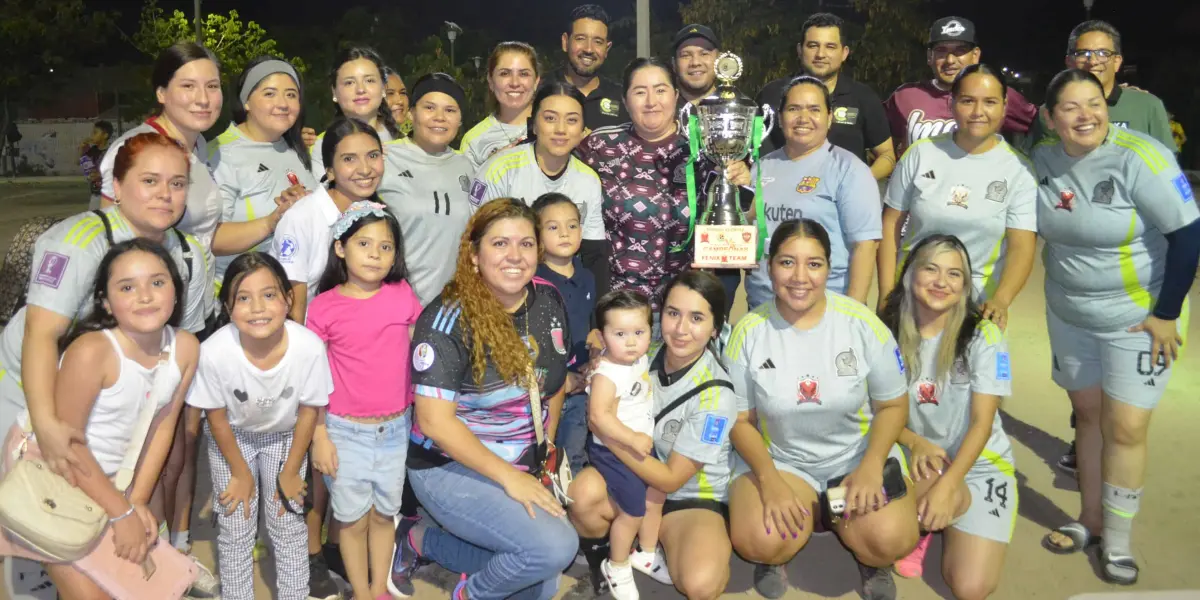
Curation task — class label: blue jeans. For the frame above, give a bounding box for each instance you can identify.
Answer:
[715,268,741,315]
[408,461,578,600]
[555,393,588,475]
[323,411,409,522]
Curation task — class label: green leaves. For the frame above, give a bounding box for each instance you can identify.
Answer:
[0,0,114,91]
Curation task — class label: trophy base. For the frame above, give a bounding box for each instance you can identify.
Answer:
[693,224,758,269]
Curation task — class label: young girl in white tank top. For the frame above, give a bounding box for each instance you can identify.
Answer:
[3,239,200,600]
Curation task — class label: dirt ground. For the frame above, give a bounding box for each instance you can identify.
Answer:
[0,179,1197,599]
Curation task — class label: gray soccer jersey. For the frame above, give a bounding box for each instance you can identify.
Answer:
[724,293,908,475]
[0,208,215,394]
[207,123,319,281]
[885,134,1037,300]
[308,126,394,182]
[1034,127,1199,331]
[100,122,222,246]
[461,115,528,171]
[906,321,1014,474]
[469,144,606,241]
[746,142,882,308]
[650,348,739,503]
[377,138,474,305]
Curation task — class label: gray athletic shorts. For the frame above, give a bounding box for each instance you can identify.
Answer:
[953,461,1018,543]
[733,444,909,494]
[1046,308,1173,409]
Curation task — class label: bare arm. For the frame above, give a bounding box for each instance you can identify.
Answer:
[861,395,909,470]
[545,384,565,443]
[868,140,897,181]
[730,409,780,480]
[21,306,86,476]
[981,229,1036,330]
[211,219,277,257]
[288,281,309,324]
[604,441,703,494]
[940,392,1001,483]
[877,207,906,304]
[205,408,251,480]
[846,240,879,305]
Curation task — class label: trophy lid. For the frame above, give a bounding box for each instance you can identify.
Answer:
[699,52,756,108]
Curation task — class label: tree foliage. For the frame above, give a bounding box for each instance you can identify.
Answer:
[0,0,113,94]
[849,0,930,95]
[130,0,306,86]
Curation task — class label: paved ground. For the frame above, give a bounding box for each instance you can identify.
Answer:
[0,178,1198,599]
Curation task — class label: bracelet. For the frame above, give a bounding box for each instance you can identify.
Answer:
[108,505,136,524]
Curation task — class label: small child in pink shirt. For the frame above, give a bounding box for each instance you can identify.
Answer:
[306,202,421,600]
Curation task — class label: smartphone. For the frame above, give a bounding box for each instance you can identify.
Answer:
[141,555,157,580]
[822,456,907,519]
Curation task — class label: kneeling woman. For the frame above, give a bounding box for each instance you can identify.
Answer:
[724,219,918,600]
[569,270,740,600]
[398,199,578,600]
[879,234,1016,599]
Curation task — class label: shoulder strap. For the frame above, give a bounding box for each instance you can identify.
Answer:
[91,209,114,247]
[172,229,193,281]
[654,379,734,425]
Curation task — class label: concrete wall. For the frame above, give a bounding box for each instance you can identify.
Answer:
[6,119,138,176]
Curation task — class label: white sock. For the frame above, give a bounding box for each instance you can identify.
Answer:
[172,530,190,551]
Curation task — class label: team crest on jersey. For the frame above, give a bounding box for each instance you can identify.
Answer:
[661,419,683,443]
[459,174,471,193]
[947,184,970,209]
[1056,189,1076,211]
[986,180,1008,203]
[796,376,821,405]
[796,176,821,194]
[600,98,620,116]
[551,327,567,354]
[916,380,939,406]
[835,348,858,377]
[1092,178,1115,205]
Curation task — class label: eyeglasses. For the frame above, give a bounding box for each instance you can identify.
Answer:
[1070,49,1116,62]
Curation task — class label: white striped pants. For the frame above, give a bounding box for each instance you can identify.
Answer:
[206,424,308,600]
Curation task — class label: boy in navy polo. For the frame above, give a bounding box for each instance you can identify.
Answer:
[533,192,597,474]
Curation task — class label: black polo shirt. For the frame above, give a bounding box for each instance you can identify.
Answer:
[755,73,891,161]
[552,67,626,131]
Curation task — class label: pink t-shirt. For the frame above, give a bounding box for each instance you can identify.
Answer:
[306,281,423,417]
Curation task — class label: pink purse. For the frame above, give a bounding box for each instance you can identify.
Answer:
[0,426,199,599]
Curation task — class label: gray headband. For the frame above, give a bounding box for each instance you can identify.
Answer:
[239,60,300,106]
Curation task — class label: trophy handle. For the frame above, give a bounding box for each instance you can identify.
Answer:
[679,102,695,141]
[759,104,777,140]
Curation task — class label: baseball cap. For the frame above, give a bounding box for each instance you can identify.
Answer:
[928,17,977,47]
[672,24,720,54]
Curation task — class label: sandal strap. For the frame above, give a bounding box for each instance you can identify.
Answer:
[1104,552,1139,568]
[1053,522,1094,547]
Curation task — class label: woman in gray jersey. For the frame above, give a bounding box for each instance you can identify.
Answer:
[309,47,402,179]
[1034,69,1200,585]
[725,220,917,600]
[461,42,541,170]
[208,56,316,286]
[879,234,1016,597]
[378,73,474,306]
[569,271,740,600]
[880,65,1037,330]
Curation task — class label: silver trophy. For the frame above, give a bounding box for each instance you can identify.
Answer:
[680,52,775,268]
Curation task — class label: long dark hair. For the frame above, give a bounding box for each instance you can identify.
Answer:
[1045,68,1104,112]
[59,239,184,353]
[951,63,1009,100]
[316,212,408,294]
[661,270,728,366]
[233,56,312,171]
[329,46,402,140]
[152,41,219,96]
[320,117,384,187]
[215,252,293,328]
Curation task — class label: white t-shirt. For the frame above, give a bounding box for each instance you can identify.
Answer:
[588,355,654,448]
[270,187,342,305]
[186,321,332,432]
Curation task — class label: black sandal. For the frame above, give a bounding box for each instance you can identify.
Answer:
[1041,522,1100,555]
[1101,552,1139,585]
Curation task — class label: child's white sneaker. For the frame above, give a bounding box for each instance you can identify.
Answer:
[629,547,672,586]
[601,558,640,600]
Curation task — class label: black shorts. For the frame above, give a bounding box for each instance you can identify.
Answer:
[662,498,729,520]
[588,442,649,517]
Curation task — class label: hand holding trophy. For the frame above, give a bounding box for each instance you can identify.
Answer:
[680,52,775,269]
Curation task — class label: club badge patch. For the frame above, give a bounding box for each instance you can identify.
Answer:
[985,180,1008,203]
[1092,177,1115,205]
[797,376,821,405]
[948,184,970,208]
[916,381,939,406]
[796,176,821,194]
[413,342,436,372]
[835,348,858,377]
[34,252,69,289]
[1056,189,1076,211]
[551,327,567,354]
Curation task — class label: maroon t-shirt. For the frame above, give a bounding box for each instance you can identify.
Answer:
[884,79,1037,155]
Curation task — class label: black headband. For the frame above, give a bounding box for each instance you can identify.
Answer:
[411,76,466,111]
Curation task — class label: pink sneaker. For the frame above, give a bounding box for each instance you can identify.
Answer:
[894,533,931,578]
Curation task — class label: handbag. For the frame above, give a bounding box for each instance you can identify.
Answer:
[527,368,574,506]
[0,330,175,562]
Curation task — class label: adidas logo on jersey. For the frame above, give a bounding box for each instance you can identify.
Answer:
[257,163,270,172]
[921,170,936,180]
[1040,176,1049,186]
[759,359,776,370]
[1144,378,1156,387]
[989,508,1000,518]
[398,170,414,178]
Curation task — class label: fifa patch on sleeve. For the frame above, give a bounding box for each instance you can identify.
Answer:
[34,252,70,289]
[996,352,1011,381]
[469,180,487,206]
[700,414,729,445]
[1173,173,1194,203]
[894,347,906,374]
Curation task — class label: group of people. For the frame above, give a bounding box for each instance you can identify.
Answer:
[0,5,1194,600]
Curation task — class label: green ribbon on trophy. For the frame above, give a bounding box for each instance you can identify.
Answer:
[677,52,775,268]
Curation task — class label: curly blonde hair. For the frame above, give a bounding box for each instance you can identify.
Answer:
[443,198,544,386]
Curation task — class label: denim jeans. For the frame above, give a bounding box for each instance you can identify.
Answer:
[408,461,578,600]
[555,393,589,475]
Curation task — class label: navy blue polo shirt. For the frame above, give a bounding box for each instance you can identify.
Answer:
[537,257,596,372]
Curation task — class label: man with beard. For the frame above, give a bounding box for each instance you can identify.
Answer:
[672,24,719,126]
[757,13,895,180]
[1029,20,1173,151]
[555,4,625,130]
[884,16,1037,156]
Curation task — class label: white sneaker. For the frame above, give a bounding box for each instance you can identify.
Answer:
[4,557,56,600]
[601,559,640,600]
[184,554,221,599]
[629,548,673,586]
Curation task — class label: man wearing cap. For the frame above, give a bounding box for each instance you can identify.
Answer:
[884,16,1037,156]
[756,13,895,180]
[672,24,720,122]
[555,3,626,131]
